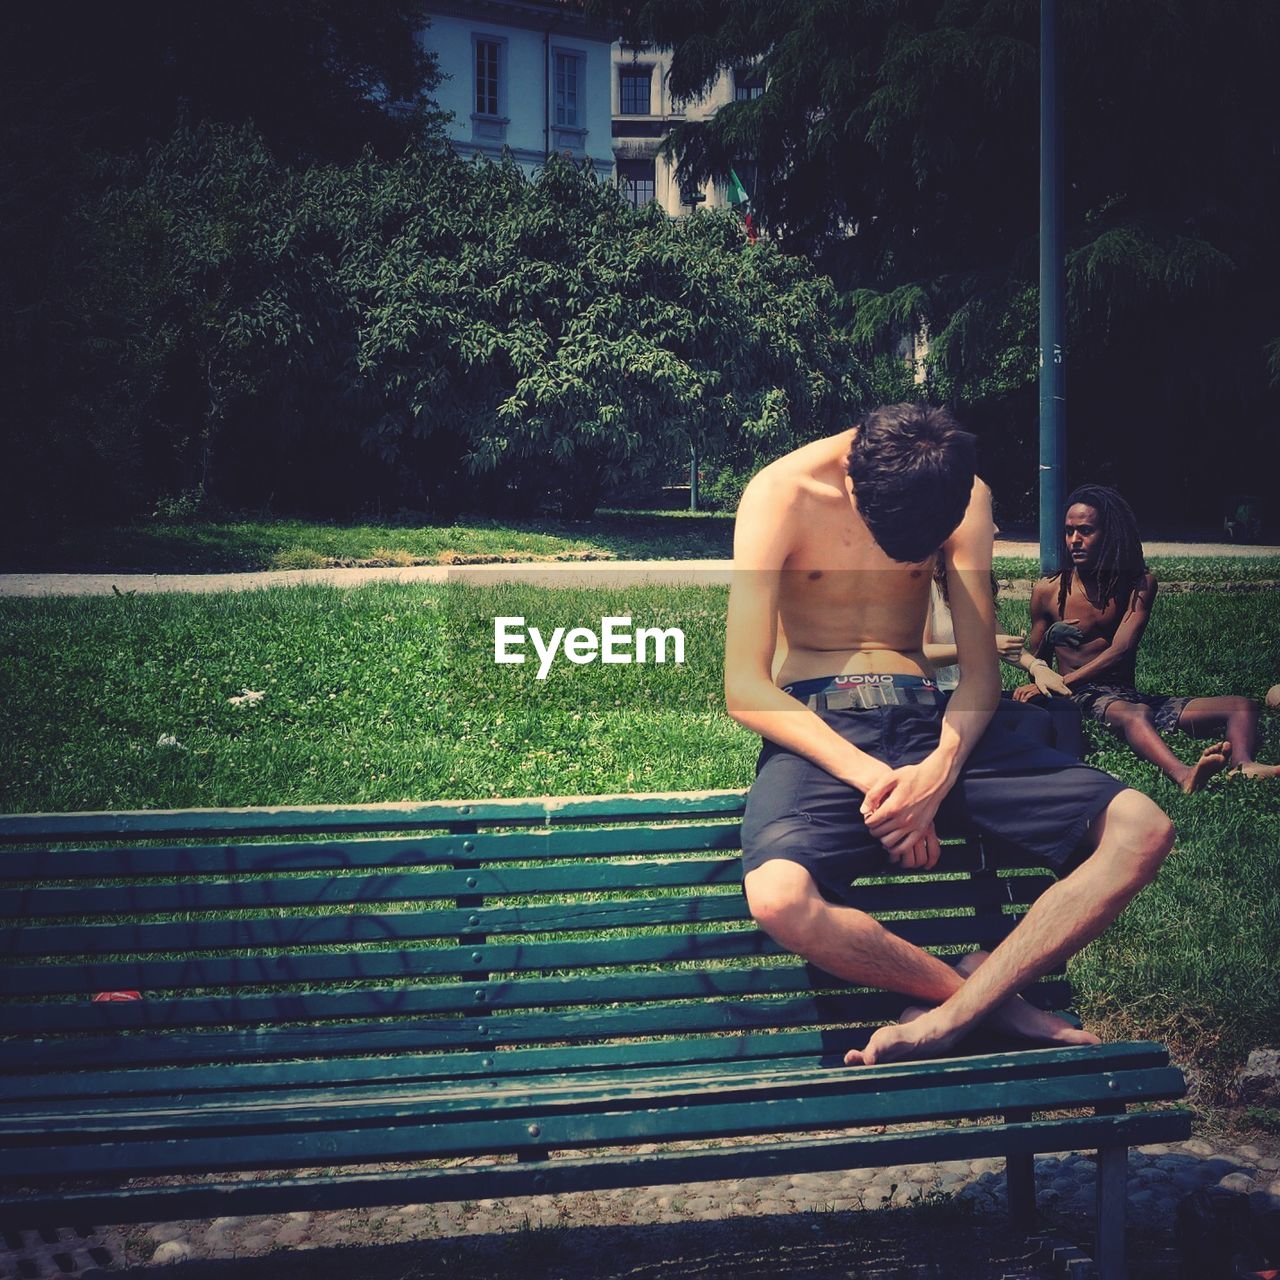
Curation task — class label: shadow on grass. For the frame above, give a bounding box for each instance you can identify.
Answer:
[3,511,738,574]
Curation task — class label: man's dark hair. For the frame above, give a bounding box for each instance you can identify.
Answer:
[846,404,977,563]
[1055,483,1147,614]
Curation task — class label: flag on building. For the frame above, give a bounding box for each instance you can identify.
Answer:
[726,168,757,243]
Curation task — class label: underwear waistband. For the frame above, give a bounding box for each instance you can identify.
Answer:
[782,672,941,712]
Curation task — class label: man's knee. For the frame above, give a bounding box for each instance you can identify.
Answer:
[1107,701,1150,729]
[1093,788,1175,883]
[743,859,821,946]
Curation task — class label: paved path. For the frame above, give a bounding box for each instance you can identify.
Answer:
[6,1136,1277,1275]
[1,540,1276,597]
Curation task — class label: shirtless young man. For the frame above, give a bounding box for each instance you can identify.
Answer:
[1015,483,1279,792]
[725,405,1176,1066]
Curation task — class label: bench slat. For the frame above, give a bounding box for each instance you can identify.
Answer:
[4,876,1050,956]
[0,1110,1191,1229]
[1,913,1032,997]
[0,793,752,844]
[0,963,1067,1034]
[0,823,751,879]
[9,1035,1171,1104]
[0,1109,1190,1229]
[3,857,747,916]
[1,830,1035,880]
[5,860,1047,918]
[0,1040,1175,1111]
[0,981,1075,1069]
[0,1066,1188,1178]
[0,1063,1187,1145]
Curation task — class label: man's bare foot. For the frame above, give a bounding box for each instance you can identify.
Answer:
[841,951,1099,1067]
[1237,761,1280,780]
[843,1005,962,1066]
[1179,741,1231,794]
[952,951,1099,1048]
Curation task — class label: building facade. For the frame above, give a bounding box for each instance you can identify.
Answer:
[611,45,762,215]
[422,1,616,181]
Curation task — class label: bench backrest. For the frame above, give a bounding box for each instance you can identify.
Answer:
[0,791,1069,1084]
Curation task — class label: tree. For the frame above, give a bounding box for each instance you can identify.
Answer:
[0,2,442,164]
[0,2,444,540]
[5,121,867,525]
[600,0,1280,525]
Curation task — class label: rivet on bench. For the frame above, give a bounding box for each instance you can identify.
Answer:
[460,807,472,816]
[466,876,478,888]
[468,915,480,927]
[471,951,483,963]
[477,1024,487,1035]
[481,1057,493,1068]
[463,840,475,852]
[1108,1077,1119,1090]
[528,1124,541,1137]
[474,990,486,1003]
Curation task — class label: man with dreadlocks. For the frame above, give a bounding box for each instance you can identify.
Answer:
[1015,484,1278,792]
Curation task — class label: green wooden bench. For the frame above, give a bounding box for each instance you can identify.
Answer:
[0,790,1189,1276]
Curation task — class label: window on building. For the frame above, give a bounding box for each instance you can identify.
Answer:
[733,67,765,101]
[619,67,652,115]
[555,50,584,126]
[617,158,656,207]
[475,39,501,116]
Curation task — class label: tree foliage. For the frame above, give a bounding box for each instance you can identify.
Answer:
[5,121,867,525]
[604,0,1280,523]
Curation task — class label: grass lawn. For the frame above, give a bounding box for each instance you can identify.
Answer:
[5,512,1279,581]
[1,510,739,571]
[1,583,1278,1095]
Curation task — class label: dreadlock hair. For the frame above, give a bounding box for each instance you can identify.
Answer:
[1055,484,1147,617]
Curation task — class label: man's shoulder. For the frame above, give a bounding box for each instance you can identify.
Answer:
[1028,573,1062,611]
[740,442,842,509]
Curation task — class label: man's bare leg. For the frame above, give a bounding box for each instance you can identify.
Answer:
[743,860,1095,1052]
[1179,695,1280,780]
[745,859,963,1005]
[1105,702,1230,793]
[844,787,1174,1066]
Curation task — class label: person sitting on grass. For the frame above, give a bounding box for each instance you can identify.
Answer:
[926,563,1085,759]
[1015,483,1279,793]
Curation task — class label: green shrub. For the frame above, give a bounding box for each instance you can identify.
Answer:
[15,121,871,525]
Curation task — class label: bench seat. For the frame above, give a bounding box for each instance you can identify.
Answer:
[0,790,1190,1276]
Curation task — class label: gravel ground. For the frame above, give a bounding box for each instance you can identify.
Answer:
[6,1136,1279,1279]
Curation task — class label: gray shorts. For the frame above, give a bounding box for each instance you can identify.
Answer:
[741,687,1127,905]
[1069,683,1192,735]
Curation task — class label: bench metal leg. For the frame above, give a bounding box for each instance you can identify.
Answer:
[1095,1144,1127,1279]
[1006,1150,1036,1228]
[1003,1110,1036,1229]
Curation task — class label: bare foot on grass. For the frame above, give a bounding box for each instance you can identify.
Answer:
[1180,740,1231,794]
[1237,761,1280,780]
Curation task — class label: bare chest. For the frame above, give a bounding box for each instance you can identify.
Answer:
[1060,581,1125,643]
